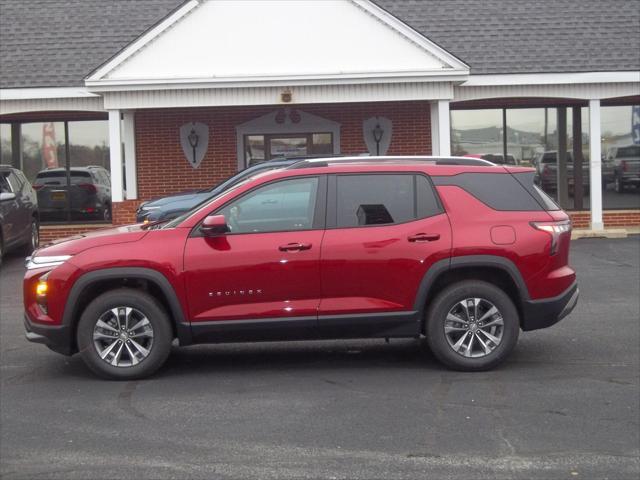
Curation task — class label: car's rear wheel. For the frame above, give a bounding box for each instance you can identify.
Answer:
[426,280,519,371]
[77,289,172,380]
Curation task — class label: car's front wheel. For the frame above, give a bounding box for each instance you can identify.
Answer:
[19,217,39,255]
[76,289,173,380]
[426,280,520,371]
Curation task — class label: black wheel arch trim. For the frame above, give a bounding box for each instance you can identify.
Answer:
[413,255,531,320]
[62,267,193,346]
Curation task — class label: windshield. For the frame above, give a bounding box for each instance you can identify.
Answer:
[34,170,93,186]
[617,146,640,158]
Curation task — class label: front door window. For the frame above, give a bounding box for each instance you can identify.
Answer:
[244,133,333,167]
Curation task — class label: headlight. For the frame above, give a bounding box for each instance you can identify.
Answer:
[26,255,73,270]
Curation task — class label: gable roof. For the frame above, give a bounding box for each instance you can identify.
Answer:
[86,0,468,88]
[1,0,639,89]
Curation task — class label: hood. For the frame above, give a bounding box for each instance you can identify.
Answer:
[140,189,214,209]
[35,225,148,257]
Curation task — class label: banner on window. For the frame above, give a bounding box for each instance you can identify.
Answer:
[42,122,58,168]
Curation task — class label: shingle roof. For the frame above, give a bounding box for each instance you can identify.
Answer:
[376,0,640,74]
[0,0,184,88]
[1,0,639,89]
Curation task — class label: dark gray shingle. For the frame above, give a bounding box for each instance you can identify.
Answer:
[376,0,640,74]
[0,0,184,88]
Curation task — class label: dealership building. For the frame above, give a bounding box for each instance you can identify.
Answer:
[1,0,639,242]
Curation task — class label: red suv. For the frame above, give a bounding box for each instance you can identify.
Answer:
[24,157,578,379]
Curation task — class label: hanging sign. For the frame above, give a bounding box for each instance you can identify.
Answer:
[180,122,209,169]
[363,116,392,156]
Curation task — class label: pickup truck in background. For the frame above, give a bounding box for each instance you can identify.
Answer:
[607,145,640,193]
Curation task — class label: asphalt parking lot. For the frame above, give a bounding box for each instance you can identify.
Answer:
[1,237,639,480]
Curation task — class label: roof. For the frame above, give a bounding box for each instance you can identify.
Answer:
[0,0,184,88]
[376,0,640,74]
[0,0,639,89]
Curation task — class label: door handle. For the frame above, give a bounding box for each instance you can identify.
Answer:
[279,242,312,252]
[408,233,440,242]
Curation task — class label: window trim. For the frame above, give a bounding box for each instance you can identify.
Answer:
[190,174,327,237]
[326,172,445,230]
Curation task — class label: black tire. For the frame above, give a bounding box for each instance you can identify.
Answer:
[77,288,173,380]
[425,280,520,371]
[615,175,625,193]
[18,217,39,256]
[103,203,112,222]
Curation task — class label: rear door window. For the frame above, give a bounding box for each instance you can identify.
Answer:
[334,174,442,228]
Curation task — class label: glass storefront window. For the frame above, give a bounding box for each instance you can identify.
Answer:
[601,105,640,210]
[0,124,11,165]
[20,120,111,223]
[453,106,594,210]
[451,109,503,158]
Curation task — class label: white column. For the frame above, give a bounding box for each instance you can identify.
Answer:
[430,102,440,155]
[430,100,451,156]
[122,111,137,200]
[108,110,124,203]
[588,99,603,230]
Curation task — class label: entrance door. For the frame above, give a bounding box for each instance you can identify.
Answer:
[244,133,333,166]
[268,136,308,158]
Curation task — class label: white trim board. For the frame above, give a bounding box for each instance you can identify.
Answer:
[463,71,640,86]
[0,87,100,100]
[86,0,200,82]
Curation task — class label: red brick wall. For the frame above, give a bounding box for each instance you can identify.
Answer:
[569,210,640,229]
[112,200,142,226]
[133,101,432,201]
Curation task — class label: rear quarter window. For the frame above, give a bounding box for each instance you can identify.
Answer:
[433,172,544,211]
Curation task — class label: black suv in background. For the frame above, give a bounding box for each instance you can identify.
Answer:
[33,166,112,222]
[0,165,39,264]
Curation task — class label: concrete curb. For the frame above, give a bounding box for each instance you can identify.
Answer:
[572,228,629,239]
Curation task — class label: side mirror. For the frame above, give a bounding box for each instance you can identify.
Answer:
[201,214,229,236]
[0,192,16,202]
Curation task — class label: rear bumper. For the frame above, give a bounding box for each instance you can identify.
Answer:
[521,281,579,332]
[24,314,75,356]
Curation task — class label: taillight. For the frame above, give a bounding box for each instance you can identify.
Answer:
[542,165,551,177]
[531,220,571,255]
[32,184,43,190]
[78,183,97,193]
[621,160,628,172]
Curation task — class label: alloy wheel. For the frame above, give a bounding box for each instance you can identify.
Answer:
[93,307,154,367]
[444,298,504,358]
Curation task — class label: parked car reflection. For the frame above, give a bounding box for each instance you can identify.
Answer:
[33,166,111,222]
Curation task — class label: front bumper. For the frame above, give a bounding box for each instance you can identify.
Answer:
[24,314,75,356]
[521,281,579,331]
